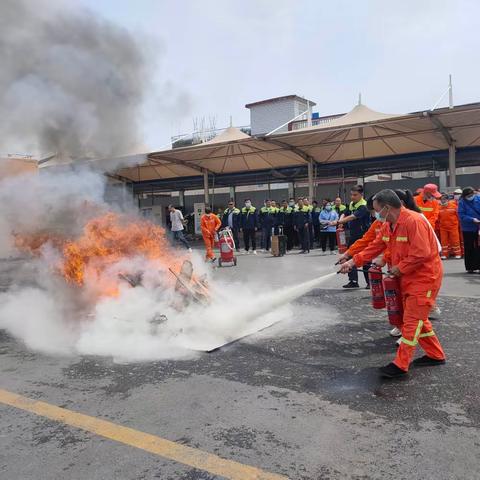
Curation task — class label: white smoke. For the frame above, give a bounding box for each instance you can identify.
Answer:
[0,1,337,362]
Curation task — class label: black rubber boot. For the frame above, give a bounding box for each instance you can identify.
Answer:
[379,362,408,378]
[412,355,446,367]
[342,281,359,289]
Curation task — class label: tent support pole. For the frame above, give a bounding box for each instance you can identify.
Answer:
[448,143,456,187]
[203,170,209,205]
[308,160,314,200]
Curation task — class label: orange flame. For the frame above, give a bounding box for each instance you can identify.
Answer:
[15,211,188,298]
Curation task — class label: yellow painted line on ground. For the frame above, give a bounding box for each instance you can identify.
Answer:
[0,389,288,480]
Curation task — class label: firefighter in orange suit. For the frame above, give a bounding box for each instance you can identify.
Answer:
[415,183,441,229]
[340,189,446,378]
[200,206,221,262]
[438,193,462,259]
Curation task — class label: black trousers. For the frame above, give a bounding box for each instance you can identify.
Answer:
[308,224,315,248]
[284,225,295,251]
[313,224,321,246]
[243,228,256,251]
[320,231,336,251]
[348,234,370,284]
[298,225,310,252]
[463,230,480,271]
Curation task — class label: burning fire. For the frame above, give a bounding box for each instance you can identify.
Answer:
[15,211,187,297]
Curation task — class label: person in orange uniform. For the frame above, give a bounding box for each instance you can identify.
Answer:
[438,193,462,259]
[200,206,221,262]
[415,183,441,229]
[340,189,446,378]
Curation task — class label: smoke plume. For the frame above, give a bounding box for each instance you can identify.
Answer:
[0,0,148,158]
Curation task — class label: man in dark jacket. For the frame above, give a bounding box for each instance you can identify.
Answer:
[294,198,312,254]
[221,200,241,252]
[334,185,371,288]
[278,199,294,251]
[240,199,258,254]
[259,199,277,252]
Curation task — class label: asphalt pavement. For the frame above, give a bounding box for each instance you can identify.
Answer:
[0,251,479,480]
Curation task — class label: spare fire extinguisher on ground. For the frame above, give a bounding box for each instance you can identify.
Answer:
[336,225,347,254]
[217,228,237,267]
[383,274,403,327]
[368,265,386,309]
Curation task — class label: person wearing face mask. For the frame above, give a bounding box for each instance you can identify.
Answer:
[339,189,446,378]
[303,198,315,248]
[293,197,312,254]
[200,206,221,263]
[340,190,441,335]
[319,202,338,254]
[221,200,241,253]
[288,198,299,247]
[457,187,480,273]
[240,199,258,254]
[259,199,277,252]
[278,199,294,252]
[415,184,441,229]
[438,193,462,260]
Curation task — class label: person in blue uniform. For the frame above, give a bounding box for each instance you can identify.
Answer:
[333,185,371,288]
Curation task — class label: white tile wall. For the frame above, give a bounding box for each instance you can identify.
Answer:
[249,98,310,135]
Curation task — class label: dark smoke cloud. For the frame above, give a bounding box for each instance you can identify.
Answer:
[0,0,149,158]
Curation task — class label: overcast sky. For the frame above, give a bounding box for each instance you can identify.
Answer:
[77,0,479,150]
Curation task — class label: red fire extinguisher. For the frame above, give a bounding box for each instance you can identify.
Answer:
[336,225,347,254]
[383,275,403,327]
[368,265,386,309]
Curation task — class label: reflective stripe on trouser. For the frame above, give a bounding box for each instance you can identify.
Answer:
[203,234,215,259]
[440,227,461,257]
[393,295,446,372]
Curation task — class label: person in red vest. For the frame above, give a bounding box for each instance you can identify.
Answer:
[340,189,446,378]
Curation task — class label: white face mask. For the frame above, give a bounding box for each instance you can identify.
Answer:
[289,201,295,207]
[454,194,461,200]
[245,202,252,208]
[374,206,388,223]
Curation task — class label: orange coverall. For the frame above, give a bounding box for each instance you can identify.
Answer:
[201,213,221,260]
[415,196,439,230]
[353,208,446,372]
[438,200,461,257]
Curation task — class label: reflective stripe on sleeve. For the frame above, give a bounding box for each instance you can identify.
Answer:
[419,207,434,211]
[382,236,390,242]
[396,236,408,242]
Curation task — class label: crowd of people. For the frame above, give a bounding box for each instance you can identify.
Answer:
[168,184,480,275]
[204,196,349,257]
[167,184,480,378]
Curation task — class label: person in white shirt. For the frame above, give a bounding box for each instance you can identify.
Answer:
[168,205,192,252]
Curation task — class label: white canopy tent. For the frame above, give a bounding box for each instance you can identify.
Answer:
[114,101,480,201]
